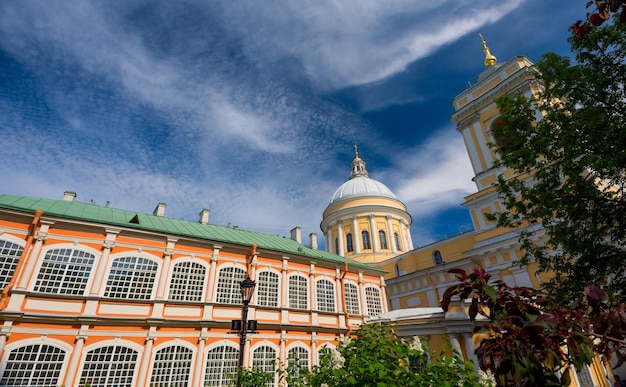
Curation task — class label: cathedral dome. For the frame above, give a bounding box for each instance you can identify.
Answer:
[329,176,397,205]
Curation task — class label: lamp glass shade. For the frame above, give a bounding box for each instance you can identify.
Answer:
[240,276,256,303]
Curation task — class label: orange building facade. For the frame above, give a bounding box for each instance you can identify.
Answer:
[0,194,387,386]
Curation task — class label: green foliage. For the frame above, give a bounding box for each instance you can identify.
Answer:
[230,366,275,387]
[490,16,626,301]
[284,322,493,387]
[443,268,626,386]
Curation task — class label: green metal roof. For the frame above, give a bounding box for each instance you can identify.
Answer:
[0,194,382,272]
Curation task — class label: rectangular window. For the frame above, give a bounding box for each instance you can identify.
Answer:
[169,261,206,302]
[316,279,336,312]
[34,248,95,295]
[257,271,279,307]
[288,275,308,310]
[344,282,360,315]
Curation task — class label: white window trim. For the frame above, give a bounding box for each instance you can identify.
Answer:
[166,258,209,302]
[103,252,161,300]
[32,243,100,295]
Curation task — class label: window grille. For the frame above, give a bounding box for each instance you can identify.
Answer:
[79,345,138,387]
[365,286,383,316]
[149,345,194,387]
[257,270,279,307]
[344,282,360,315]
[287,346,310,378]
[104,256,158,300]
[288,274,308,310]
[316,279,335,312]
[169,261,206,302]
[204,345,238,386]
[252,345,276,386]
[0,239,23,289]
[215,266,246,304]
[34,248,95,295]
[0,344,66,386]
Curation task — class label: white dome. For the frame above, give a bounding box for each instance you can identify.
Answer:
[329,176,397,204]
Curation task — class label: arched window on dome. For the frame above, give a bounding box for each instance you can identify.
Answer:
[361,230,371,250]
[346,233,354,252]
[433,250,444,265]
[334,238,339,254]
[378,230,388,249]
[394,232,402,252]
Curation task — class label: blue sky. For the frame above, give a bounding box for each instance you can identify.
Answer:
[0,1,582,248]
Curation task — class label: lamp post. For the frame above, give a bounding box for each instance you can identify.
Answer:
[232,276,257,387]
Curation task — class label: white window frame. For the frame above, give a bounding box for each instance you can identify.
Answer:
[33,245,97,296]
[203,343,239,386]
[316,278,336,313]
[344,281,360,315]
[215,265,247,304]
[0,339,70,387]
[103,254,160,300]
[149,341,196,387]
[167,259,208,302]
[288,274,308,310]
[286,344,310,376]
[252,344,278,386]
[365,285,383,316]
[256,269,280,307]
[78,340,142,387]
[0,237,24,290]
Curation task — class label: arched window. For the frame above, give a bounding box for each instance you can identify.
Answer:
[334,237,339,254]
[104,256,158,300]
[365,286,383,316]
[150,345,194,386]
[316,279,335,312]
[346,233,354,252]
[287,346,310,378]
[0,239,23,290]
[257,270,279,307]
[0,343,67,386]
[34,247,96,295]
[491,117,513,155]
[361,230,371,250]
[433,250,444,265]
[378,230,388,249]
[252,345,277,386]
[216,266,247,304]
[344,282,360,315]
[394,232,402,251]
[168,260,206,302]
[204,345,239,386]
[80,344,139,386]
[288,274,308,310]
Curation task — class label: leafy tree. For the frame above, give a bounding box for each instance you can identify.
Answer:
[300,322,493,387]
[571,0,625,37]
[442,268,626,387]
[489,15,626,301]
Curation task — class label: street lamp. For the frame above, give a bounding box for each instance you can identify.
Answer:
[231,276,257,387]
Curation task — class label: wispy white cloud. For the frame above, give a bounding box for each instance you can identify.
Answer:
[1,0,570,248]
[391,126,476,216]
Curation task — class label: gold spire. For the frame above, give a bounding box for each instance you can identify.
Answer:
[349,145,368,179]
[479,33,497,67]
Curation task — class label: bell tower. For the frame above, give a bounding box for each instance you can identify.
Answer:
[451,35,542,236]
